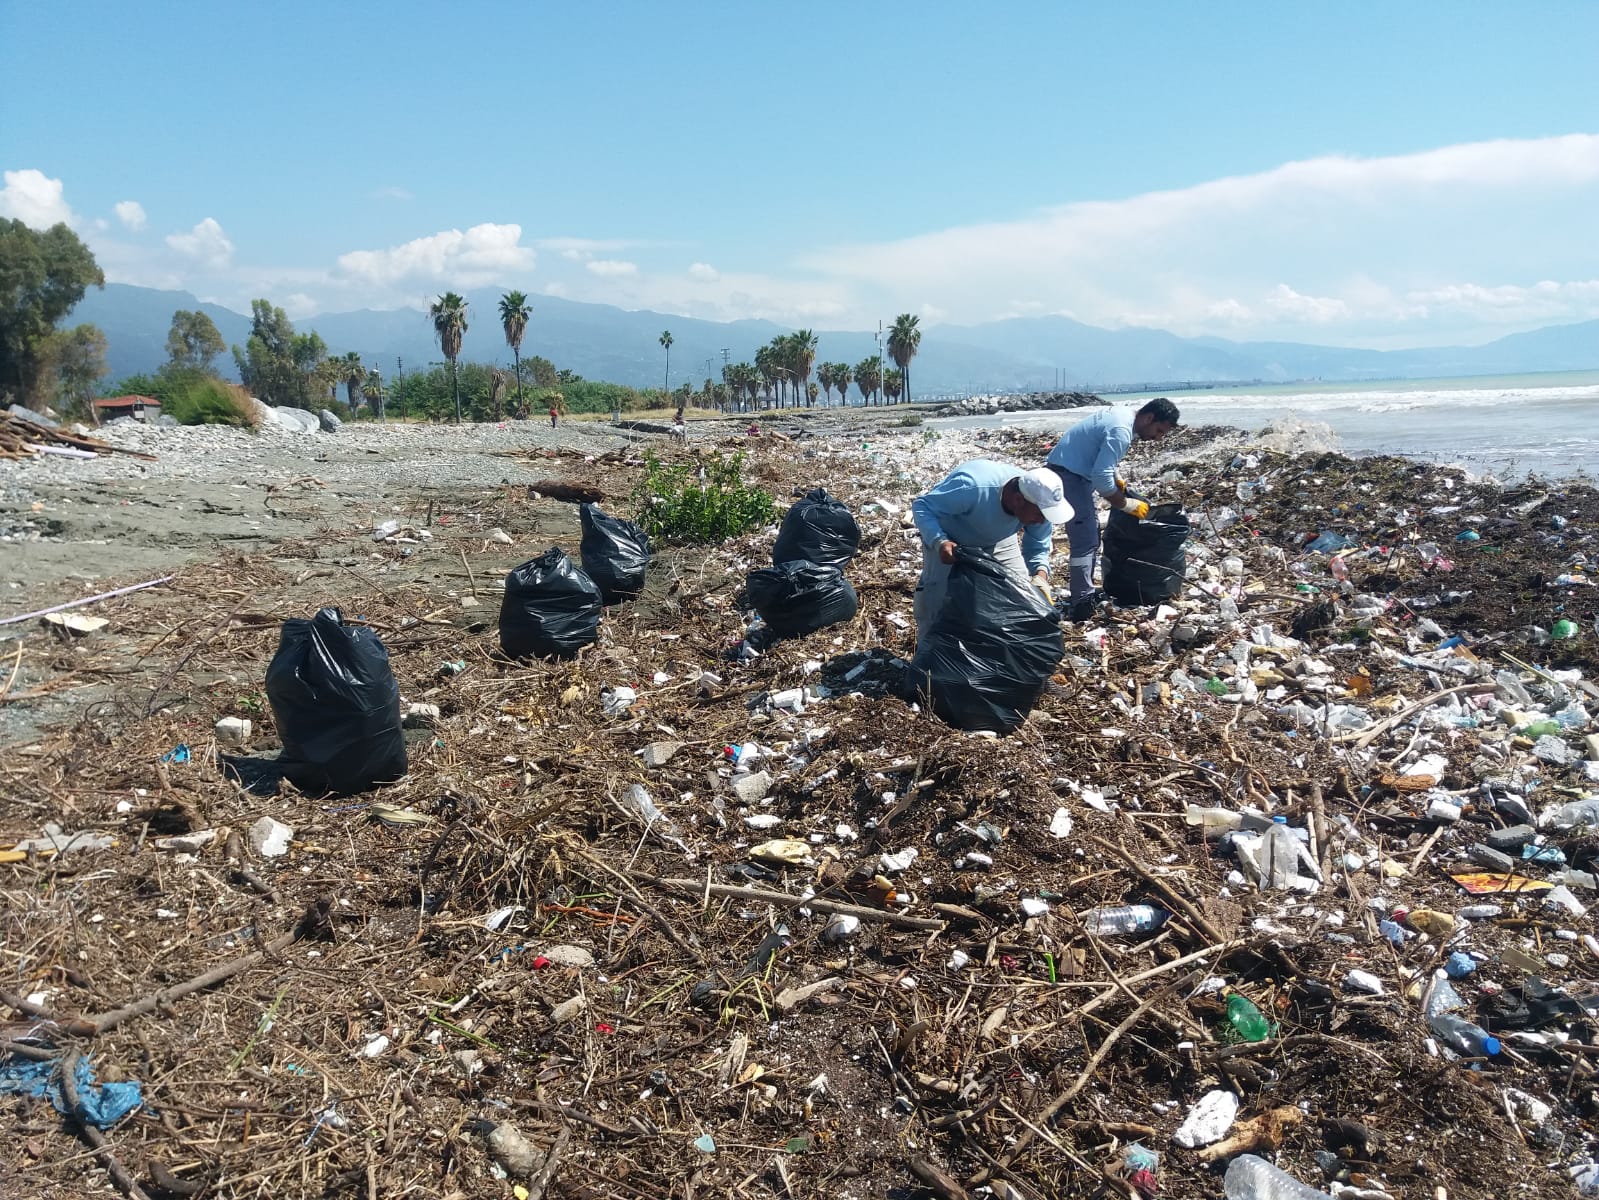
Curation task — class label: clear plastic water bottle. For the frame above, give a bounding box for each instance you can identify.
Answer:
[1224,1154,1333,1200]
[1261,816,1300,890]
[1081,904,1168,936]
[1425,973,1501,1059]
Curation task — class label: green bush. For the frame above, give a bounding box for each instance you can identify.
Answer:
[160,373,260,427]
[632,451,776,545]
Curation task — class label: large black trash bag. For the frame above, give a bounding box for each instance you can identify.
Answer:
[232,607,408,796]
[1102,500,1189,606]
[907,547,1063,734]
[580,502,651,604]
[745,560,859,641]
[500,548,603,660]
[772,488,861,569]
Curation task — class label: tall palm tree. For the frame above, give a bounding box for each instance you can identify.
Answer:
[498,291,532,416]
[659,330,673,393]
[429,292,469,422]
[887,313,922,404]
[829,361,854,406]
[340,351,365,409]
[754,344,774,410]
[853,356,882,406]
[817,362,834,407]
[791,329,818,408]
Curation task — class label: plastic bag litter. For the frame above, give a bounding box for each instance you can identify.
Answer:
[1102,499,1189,606]
[745,560,859,642]
[227,607,407,797]
[907,546,1064,734]
[580,502,651,605]
[772,487,861,569]
[499,548,603,660]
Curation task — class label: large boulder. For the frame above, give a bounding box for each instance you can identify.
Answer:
[252,402,320,434]
[318,408,343,433]
[7,403,59,429]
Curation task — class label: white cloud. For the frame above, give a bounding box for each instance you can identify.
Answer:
[165,217,234,267]
[337,223,535,286]
[802,133,1599,340]
[688,261,720,281]
[1265,284,1348,323]
[113,200,146,231]
[0,169,75,228]
[372,186,412,201]
[539,236,635,262]
[586,258,638,278]
[543,281,569,297]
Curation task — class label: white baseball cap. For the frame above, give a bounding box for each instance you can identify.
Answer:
[1017,467,1074,523]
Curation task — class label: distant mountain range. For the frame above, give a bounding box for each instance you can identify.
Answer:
[71,283,1599,396]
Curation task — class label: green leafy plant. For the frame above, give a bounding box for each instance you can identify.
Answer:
[632,450,776,545]
[161,372,260,427]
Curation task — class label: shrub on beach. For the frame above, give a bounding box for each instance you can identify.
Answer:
[161,372,261,427]
[632,450,776,545]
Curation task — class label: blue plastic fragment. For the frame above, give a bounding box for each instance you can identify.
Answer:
[161,744,190,763]
[0,1055,143,1128]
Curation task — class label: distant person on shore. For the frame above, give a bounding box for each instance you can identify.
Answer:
[670,408,687,441]
[549,404,559,429]
[1044,398,1180,620]
[910,461,1072,649]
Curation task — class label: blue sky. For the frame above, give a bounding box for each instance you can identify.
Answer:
[3,1,1597,347]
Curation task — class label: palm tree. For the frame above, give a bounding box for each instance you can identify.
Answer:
[340,351,365,409]
[791,329,818,408]
[659,330,673,392]
[817,362,834,407]
[887,313,922,404]
[429,292,469,422]
[884,367,904,403]
[498,291,532,416]
[853,356,882,406]
[828,360,852,407]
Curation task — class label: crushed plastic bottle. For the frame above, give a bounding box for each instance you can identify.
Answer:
[1226,993,1271,1042]
[1425,973,1501,1059]
[1541,798,1599,832]
[1080,904,1168,936]
[1223,1153,1333,1200]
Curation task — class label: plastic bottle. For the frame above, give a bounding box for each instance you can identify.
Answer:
[1522,719,1562,738]
[1542,798,1599,831]
[1185,805,1242,837]
[1329,555,1350,583]
[1552,619,1578,640]
[1416,541,1442,567]
[1261,816,1300,889]
[1081,904,1168,936]
[1424,973,1501,1059]
[1226,993,1271,1042]
[1223,1153,1333,1200]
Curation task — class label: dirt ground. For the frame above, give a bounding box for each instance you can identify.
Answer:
[2,411,1596,1200]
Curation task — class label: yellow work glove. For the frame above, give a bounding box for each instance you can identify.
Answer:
[1032,572,1054,604]
[1126,498,1150,520]
[1115,476,1128,492]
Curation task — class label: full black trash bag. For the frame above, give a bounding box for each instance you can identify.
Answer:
[580,502,651,604]
[500,548,603,659]
[907,547,1063,734]
[772,488,861,569]
[242,607,407,796]
[1102,500,1189,605]
[745,560,858,641]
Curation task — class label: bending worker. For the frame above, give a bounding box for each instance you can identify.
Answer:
[1045,397,1179,619]
[911,460,1074,647]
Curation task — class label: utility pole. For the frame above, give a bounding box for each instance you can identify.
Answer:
[876,320,885,408]
[721,347,731,412]
[372,360,384,422]
[396,356,405,421]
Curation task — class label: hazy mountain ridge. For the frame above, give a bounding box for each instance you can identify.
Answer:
[71,284,1599,394]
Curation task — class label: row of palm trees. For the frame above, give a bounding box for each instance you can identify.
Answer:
[426,290,925,422]
[718,314,923,410]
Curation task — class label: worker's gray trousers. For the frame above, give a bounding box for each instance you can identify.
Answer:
[914,534,1028,651]
[1049,466,1101,603]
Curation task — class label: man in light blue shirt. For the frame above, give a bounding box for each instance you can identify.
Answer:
[1045,398,1179,619]
[910,460,1073,647]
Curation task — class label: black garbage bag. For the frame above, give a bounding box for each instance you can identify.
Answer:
[745,560,858,641]
[500,548,603,660]
[907,547,1063,734]
[231,607,408,797]
[772,487,861,569]
[1102,500,1189,605]
[580,502,651,604]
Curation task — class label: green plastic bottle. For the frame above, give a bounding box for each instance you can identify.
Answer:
[1552,619,1578,640]
[1523,719,1562,737]
[1226,993,1271,1042]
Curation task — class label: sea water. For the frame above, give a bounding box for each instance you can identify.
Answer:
[937,371,1599,480]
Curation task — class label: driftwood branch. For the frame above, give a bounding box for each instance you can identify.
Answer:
[59,1049,154,1200]
[642,875,945,931]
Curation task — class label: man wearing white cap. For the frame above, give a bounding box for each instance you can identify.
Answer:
[910,460,1073,648]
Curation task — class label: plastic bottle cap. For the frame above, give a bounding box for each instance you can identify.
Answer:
[1482,1036,1501,1055]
